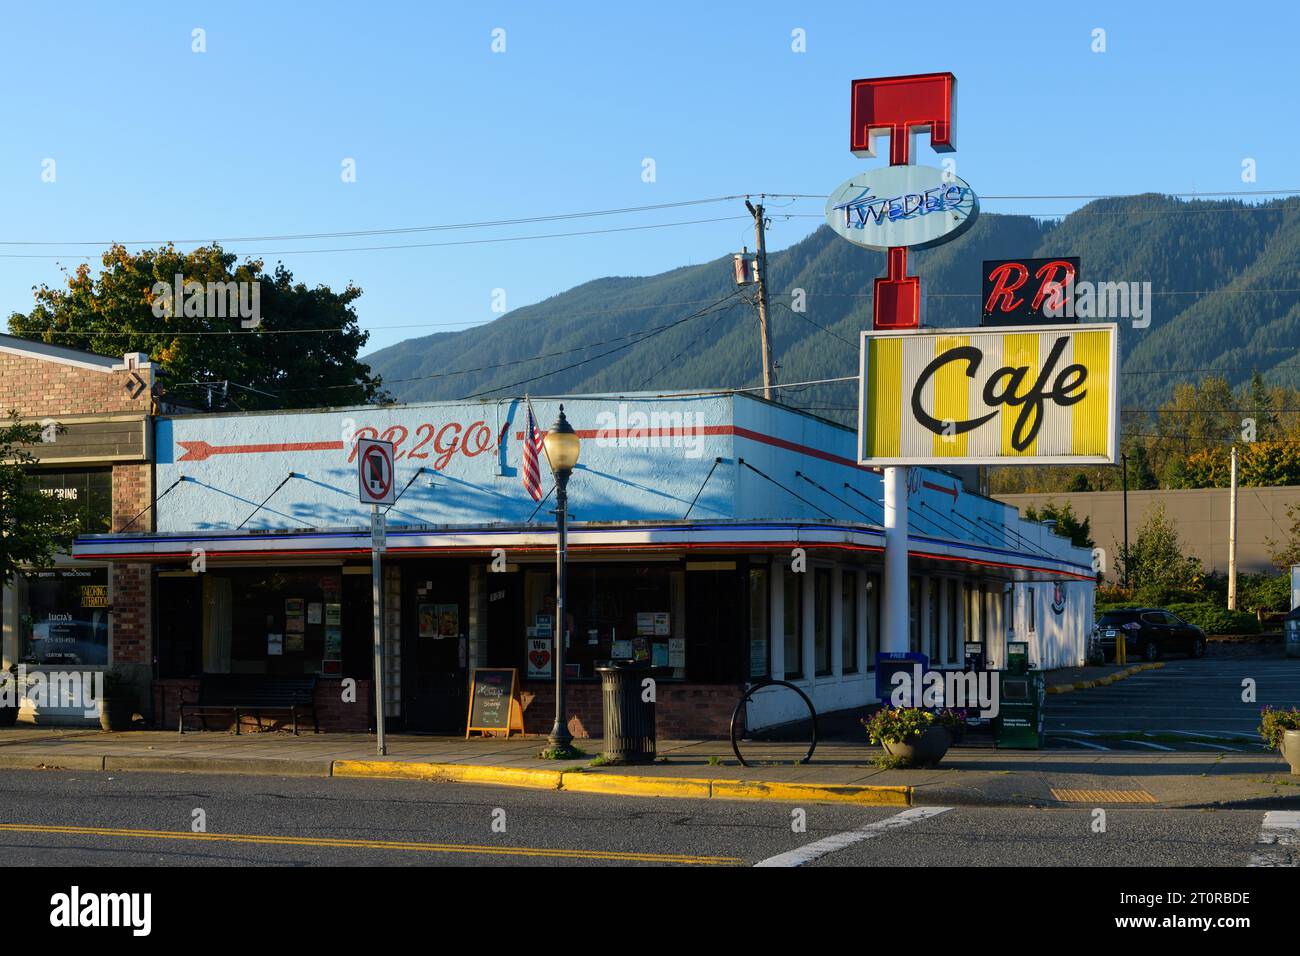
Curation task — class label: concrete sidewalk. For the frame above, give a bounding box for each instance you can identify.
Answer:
[1,726,1295,809]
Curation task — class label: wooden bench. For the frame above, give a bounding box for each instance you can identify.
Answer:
[178,675,320,735]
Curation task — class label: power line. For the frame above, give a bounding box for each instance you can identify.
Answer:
[0,214,754,260]
[465,291,745,399]
[0,196,752,246]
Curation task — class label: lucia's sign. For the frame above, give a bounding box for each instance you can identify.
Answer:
[857,324,1118,466]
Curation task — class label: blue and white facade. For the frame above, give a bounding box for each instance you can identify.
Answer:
[74,392,1095,734]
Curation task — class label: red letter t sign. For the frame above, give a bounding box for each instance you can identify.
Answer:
[849,72,957,330]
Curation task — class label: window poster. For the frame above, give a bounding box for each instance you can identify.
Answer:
[653,612,670,636]
[636,612,655,636]
[527,637,553,678]
[325,603,342,627]
[268,633,284,656]
[324,627,342,660]
[669,637,687,668]
[286,630,305,652]
[651,641,669,667]
[285,598,306,634]
[434,604,459,638]
[632,637,650,661]
[418,603,437,638]
[611,639,633,659]
[307,602,323,625]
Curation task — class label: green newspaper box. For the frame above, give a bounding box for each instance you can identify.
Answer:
[995,642,1044,749]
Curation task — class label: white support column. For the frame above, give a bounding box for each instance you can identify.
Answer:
[882,466,909,654]
[770,564,785,679]
[938,578,951,665]
[919,575,932,662]
[802,568,816,681]
[830,565,844,677]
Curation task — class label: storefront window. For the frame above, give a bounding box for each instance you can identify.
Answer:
[909,577,919,653]
[814,568,832,676]
[200,569,344,675]
[841,570,857,674]
[27,469,112,534]
[782,567,803,679]
[522,565,673,679]
[18,566,109,665]
[748,566,769,679]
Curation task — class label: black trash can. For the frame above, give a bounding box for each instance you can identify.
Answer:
[597,663,656,764]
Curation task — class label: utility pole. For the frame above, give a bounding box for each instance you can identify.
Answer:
[1121,453,1130,589]
[745,199,774,400]
[1229,445,1239,610]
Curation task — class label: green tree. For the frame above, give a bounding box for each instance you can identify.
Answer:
[1023,500,1095,551]
[1265,503,1300,571]
[7,244,382,411]
[1116,503,1204,604]
[0,416,81,585]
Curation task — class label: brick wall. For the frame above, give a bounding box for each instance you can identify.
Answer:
[520,681,743,739]
[156,677,373,733]
[0,350,152,418]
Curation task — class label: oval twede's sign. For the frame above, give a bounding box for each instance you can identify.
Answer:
[825,164,979,251]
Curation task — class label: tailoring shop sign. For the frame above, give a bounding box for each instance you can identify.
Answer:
[825,164,979,251]
[857,323,1118,466]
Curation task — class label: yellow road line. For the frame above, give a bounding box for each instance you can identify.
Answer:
[0,823,740,865]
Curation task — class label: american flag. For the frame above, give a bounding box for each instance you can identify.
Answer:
[522,402,544,502]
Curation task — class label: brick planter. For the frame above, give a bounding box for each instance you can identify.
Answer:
[155,677,372,733]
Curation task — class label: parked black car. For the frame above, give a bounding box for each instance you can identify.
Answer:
[1092,608,1207,662]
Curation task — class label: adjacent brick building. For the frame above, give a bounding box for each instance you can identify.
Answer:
[1,334,156,722]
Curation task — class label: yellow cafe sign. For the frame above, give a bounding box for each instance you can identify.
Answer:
[858,323,1118,466]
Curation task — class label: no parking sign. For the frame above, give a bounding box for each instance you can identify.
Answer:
[356,438,396,505]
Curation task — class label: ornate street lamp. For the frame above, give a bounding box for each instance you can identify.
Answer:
[542,405,580,753]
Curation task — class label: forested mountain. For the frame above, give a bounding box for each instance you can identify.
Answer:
[364,194,1300,421]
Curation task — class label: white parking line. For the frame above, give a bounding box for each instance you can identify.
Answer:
[1249,811,1300,867]
[754,806,953,868]
[1049,737,1111,751]
[1123,739,1176,751]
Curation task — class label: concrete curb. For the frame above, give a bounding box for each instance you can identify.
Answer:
[333,760,914,805]
[1047,661,1165,695]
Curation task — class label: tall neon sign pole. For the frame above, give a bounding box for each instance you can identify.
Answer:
[848,72,958,656]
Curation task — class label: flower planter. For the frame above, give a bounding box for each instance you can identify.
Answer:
[881,726,952,768]
[1282,730,1300,776]
[99,697,135,732]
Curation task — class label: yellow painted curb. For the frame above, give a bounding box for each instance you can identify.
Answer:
[333,760,563,791]
[1048,659,1167,696]
[559,772,713,799]
[710,779,911,806]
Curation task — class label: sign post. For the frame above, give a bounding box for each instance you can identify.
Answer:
[357,437,396,756]
[837,72,962,657]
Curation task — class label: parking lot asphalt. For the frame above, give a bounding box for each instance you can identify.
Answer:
[1045,647,1299,752]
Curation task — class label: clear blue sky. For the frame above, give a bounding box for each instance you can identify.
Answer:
[1,1,1295,354]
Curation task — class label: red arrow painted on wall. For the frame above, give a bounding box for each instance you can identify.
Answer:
[177,439,344,462]
[921,479,959,503]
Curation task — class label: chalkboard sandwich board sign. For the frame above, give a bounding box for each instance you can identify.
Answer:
[465,668,525,738]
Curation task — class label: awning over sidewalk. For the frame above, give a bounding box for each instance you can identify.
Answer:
[72,519,1094,581]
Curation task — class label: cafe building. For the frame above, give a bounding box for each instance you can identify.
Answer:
[70,391,1096,737]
